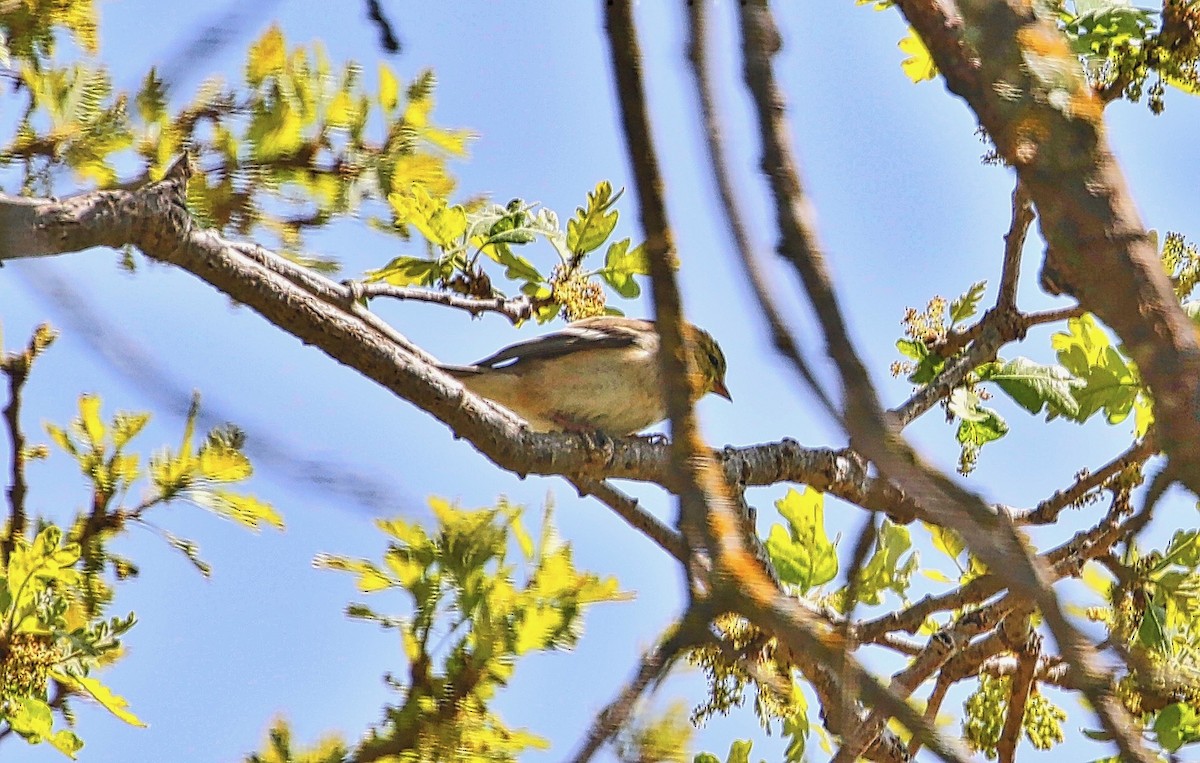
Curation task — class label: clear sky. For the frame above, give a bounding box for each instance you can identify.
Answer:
[3,1,1200,761]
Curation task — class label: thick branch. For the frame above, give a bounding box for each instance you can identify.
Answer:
[896,0,1200,521]
[738,3,1151,758]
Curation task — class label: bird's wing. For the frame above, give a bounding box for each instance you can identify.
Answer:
[471,318,650,369]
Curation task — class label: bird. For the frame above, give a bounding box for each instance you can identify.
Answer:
[439,316,731,436]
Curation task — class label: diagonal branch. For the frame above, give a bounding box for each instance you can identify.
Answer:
[568,610,706,763]
[896,0,1200,515]
[611,3,969,760]
[737,2,1152,759]
[684,0,839,422]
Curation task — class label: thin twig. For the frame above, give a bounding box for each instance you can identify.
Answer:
[0,330,44,564]
[835,624,964,761]
[685,0,839,422]
[570,477,686,562]
[997,180,1034,313]
[568,613,703,763]
[345,280,538,324]
[1024,304,1086,327]
[1012,436,1156,525]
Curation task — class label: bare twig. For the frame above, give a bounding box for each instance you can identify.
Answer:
[570,477,686,562]
[1024,305,1086,327]
[739,3,1150,755]
[0,328,47,563]
[684,0,839,422]
[344,280,537,324]
[835,624,964,761]
[568,613,704,763]
[1012,436,1156,525]
[604,0,731,574]
[996,181,1034,313]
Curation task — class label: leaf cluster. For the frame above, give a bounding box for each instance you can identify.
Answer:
[313,497,628,761]
[367,180,650,323]
[0,328,279,757]
[2,22,469,267]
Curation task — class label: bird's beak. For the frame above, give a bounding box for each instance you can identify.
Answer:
[713,379,732,401]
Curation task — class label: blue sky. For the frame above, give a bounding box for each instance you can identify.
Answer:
[4,1,1200,761]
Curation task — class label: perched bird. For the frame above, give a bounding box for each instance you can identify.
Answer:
[440,316,731,436]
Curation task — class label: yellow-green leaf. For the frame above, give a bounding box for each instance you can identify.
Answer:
[7,696,54,738]
[510,511,534,560]
[387,186,467,248]
[49,729,84,758]
[247,24,287,85]
[364,255,445,287]
[765,487,838,593]
[52,672,146,727]
[1082,561,1114,597]
[921,568,953,583]
[383,548,424,587]
[925,522,964,563]
[899,27,938,83]
[112,412,150,449]
[197,445,252,482]
[516,605,564,654]
[188,489,284,530]
[79,394,105,448]
[379,63,399,113]
[45,424,77,456]
[326,90,356,128]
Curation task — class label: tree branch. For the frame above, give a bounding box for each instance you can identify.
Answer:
[344,280,537,324]
[897,0,1200,534]
[739,3,1150,756]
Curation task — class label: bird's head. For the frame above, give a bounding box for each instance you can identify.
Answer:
[690,326,731,402]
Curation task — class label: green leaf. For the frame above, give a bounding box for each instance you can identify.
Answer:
[895,338,927,362]
[1051,314,1140,424]
[1063,4,1156,57]
[51,672,146,727]
[949,280,986,325]
[488,242,543,284]
[1155,702,1200,752]
[1136,601,1168,651]
[983,356,1082,418]
[953,389,1009,448]
[854,520,917,605]
[764,488,838,593]
[895,338,945,384]
[365,255,447,287]
[187,489,284,530]
[566,182,622,257]
[598,238,647,298]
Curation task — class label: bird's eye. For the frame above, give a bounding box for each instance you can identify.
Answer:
[707,351,722,371]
